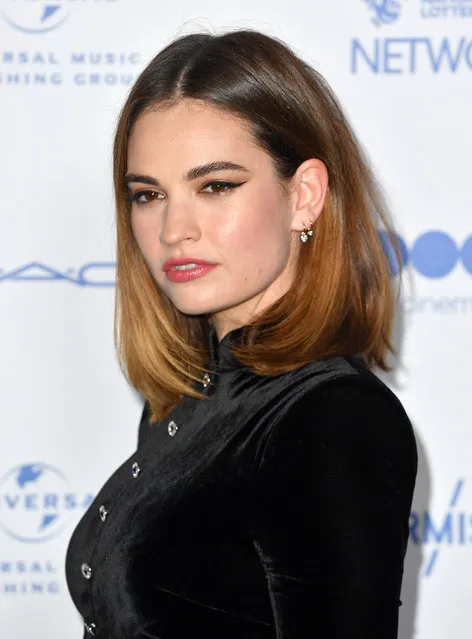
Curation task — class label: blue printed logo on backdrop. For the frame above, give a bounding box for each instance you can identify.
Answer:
[0,1,69,33]
[0,1,135,86]
[362,0,472,24]
[421,0,472,19]
[0,0,118,34]
[0,262,116,286]
[364,0,403,26]
[378,230,472,314]
[0,463,93,543]
[355,0,472,73]
[409,479,472,577]
[379,230,472,278]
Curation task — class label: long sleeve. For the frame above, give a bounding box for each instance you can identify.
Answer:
[249,377,418,638]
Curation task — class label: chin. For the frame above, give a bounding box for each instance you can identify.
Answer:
[169,300,219,317]
[172,297,237,318]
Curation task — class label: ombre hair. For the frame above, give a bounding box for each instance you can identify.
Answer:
[112,29,400,424]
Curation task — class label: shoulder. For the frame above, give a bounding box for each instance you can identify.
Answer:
[271,354,413,433]
[301,358,412,429]
[256,359,418,485]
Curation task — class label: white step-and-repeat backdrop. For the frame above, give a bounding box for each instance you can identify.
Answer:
[0,1,470,637]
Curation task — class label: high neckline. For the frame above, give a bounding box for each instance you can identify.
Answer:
[205,321,367,375]
[207,322,248,372]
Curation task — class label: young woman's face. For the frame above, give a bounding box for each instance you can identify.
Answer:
[126,99,301,338]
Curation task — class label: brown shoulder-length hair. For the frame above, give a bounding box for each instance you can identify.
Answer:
[112,28,401,424]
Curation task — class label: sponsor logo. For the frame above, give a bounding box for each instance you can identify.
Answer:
[363,0,472,25]
[420,0,472,20]
[0,0,118,34]
[0,1,68,34]
[0,463,93,543]
[0,50,141,87]
[380,230,472,314]
[356,1,472,73]
[0,262,116,286]
[1,559,60,595]
[409,479,471,576]
[0,2,138,87]
[379,230,472,278]
[351,37,472,73]
[364,0,403,27]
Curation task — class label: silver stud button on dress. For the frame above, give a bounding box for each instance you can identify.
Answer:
[81,563,92,580]
[168,420,179,436]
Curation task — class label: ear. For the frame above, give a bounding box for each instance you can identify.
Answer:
[289,158,329,232]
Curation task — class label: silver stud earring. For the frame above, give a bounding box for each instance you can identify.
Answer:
[299,221,314,243]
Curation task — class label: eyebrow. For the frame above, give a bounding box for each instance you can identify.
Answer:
[123,161,250,188]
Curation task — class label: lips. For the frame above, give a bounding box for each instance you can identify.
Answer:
[163,258,217,271]
[165,263,218,283]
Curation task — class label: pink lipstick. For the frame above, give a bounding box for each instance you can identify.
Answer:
[163,258,218,283]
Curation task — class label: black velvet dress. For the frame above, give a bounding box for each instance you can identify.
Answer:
[65,323,418,639]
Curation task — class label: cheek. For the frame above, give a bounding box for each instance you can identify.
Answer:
[225,190,279,244]
[219,199,290,274]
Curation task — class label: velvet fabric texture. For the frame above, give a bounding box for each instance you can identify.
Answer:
[66,323,418,638]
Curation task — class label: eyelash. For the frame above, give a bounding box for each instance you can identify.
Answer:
[126,180,246,207]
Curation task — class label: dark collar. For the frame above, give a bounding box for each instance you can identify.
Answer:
[206,321,367,374]
[207,322,248,373]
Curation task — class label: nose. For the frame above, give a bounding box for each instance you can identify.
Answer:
[159,199,200,246]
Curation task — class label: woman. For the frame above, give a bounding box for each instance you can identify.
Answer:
[65,28,418,639]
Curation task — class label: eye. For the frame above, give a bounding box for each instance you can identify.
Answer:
[126,180,246,206]
[126,190,163,206]
[200,180,246,195]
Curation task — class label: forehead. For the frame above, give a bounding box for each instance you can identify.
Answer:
[127,100,261,165]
